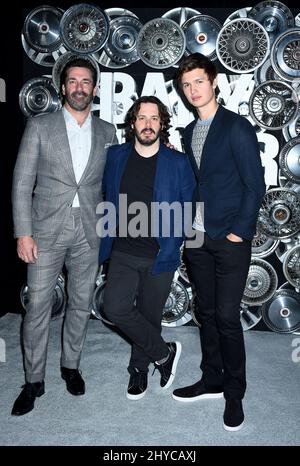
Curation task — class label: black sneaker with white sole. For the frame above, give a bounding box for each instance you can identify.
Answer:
[153,341,182,390]
[172,379,223,402]
[127,368,148,400]
[223,399,244,431]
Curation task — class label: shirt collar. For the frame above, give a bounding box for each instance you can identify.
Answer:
[63,106,92,128]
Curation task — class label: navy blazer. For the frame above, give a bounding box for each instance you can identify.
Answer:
[184,105,266,241]
[99,141,196,274]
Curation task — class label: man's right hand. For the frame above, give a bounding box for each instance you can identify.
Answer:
[17,236,38,263]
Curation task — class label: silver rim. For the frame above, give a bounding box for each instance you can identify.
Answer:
[242,258,278,306]
[262,288,300,333]
[23,5,63,53]
[271,28,300,81]
[182,15,222,60]
[240,302,262,331]
[275,235,300,263]
[162,279,190,326]
[21,34,67,68]
[257,188,300,239]
[278,170,300,193]
[216,18,270,73]
[91,280,115,325]
[248,0,294,44]
[224,7,251,25]
[20,274,66,320]
[97,8,139,68]
[279,137,300,183]
[136,18,186,69]
[283,244,300,289]
[60,3,109,54]
[19,77,61,117]
[162,7,201,26]
[282,109,300,141]
[249,80,299,130]
[254,58,283,86]
[251,231,279,258]
[104,16,142,66]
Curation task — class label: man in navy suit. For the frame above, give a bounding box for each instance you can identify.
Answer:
[99,96,196,400]
[172,53,266,431]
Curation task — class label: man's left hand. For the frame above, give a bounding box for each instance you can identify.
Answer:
[165,142,176,150]
[226,233,243,242]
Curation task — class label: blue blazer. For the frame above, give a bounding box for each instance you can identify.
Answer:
[184,105,266,241]
[99,141,196,274]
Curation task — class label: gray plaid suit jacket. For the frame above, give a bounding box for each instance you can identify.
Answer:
[12,109,117,249]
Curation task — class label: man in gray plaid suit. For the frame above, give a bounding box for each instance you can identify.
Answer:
[11,57,117,416]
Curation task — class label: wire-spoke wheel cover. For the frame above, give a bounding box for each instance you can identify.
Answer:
[137,18,186,69]
[216,18,270,73]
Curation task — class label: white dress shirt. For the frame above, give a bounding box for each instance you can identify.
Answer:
[63,106,92,207]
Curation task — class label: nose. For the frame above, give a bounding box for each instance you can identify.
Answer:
[190,83,196,95]
[76,81,84,91]
[145,119,151,127]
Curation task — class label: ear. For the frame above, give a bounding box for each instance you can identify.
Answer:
[93,86,97,97]
[61,84,66,96]
[213,78,218,90]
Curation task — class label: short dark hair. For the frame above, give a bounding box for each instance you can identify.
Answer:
[60,58,97,92]
[124,96,171,143]
[174,53,218,90]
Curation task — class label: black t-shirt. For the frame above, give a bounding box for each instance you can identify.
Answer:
[113,148,160,258]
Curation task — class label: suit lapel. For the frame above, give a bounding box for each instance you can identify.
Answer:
[185,121,200,181]
[51,110,76,182]
[186,106,226,181]
[199,105,226,176]
[77,116,97,184]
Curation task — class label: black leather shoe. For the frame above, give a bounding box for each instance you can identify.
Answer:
[223,399,244,431]
[61,367,85,396]
[11,381,45,416]
[172,379,223,402]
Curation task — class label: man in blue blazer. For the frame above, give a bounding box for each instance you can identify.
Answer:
[99,96,196,400]
[172,54,266,431]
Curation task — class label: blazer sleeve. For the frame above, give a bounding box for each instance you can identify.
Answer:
[229,117,266,238]
[12,117,40,238]
[179,155,197,204]
[178,154,197,241]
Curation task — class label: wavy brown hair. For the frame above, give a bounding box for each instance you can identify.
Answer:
[174,53,218,90]
[124,96,171,143]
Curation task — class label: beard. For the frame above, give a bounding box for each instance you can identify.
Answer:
[135,128,160,146]
[65,91,94,111]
